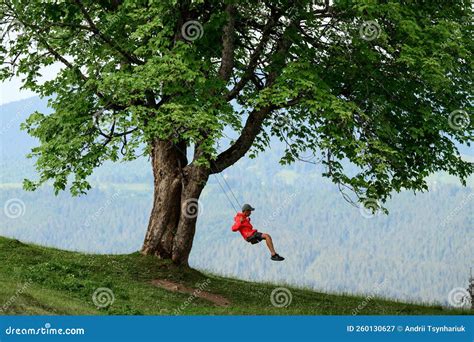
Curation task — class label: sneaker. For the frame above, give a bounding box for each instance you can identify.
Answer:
[271,254,285,261]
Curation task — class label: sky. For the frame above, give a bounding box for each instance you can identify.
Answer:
[0,63,62,105]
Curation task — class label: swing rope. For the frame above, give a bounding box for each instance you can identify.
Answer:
[170,142,241,213]
[213,172,241,213]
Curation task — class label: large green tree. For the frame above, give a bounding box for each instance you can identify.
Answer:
[1,0,472,265]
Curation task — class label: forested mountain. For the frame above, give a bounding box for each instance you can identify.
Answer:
[0,97,472,306]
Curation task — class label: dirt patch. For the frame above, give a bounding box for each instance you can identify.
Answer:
[151,279,230,307]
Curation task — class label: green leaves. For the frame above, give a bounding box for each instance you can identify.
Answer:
[1,0,472,207]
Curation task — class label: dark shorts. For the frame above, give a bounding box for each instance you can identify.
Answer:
[246,232,264,244]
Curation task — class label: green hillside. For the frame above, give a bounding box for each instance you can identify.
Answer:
[0,236,469,315]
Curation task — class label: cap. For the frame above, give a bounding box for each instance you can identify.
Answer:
[241,203,255,212]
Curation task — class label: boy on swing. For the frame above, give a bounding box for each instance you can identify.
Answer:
[232,204,285,261]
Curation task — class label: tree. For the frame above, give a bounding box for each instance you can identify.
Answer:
[1,0,472,265]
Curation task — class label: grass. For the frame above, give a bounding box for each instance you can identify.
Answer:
[0,236,470,315]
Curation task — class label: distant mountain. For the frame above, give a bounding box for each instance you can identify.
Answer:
[0,96,473,306]
[0,97,46,161]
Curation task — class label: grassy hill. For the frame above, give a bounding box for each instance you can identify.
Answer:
[0,236,470,315]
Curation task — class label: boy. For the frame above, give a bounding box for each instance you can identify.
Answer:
[232,204,285,261]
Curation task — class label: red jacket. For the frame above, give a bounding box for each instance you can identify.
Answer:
[232,212,257,239]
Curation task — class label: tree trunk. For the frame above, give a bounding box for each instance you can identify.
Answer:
[140,139,209,266]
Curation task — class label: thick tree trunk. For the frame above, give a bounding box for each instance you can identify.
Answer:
[140,139,209,266]
[172,166,209,265]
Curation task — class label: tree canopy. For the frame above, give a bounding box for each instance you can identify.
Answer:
[1,0,472,209]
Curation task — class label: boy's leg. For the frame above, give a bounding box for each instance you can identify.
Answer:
[261,233,276,256]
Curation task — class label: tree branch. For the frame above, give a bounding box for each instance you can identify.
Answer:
[73,0,143,65]
[211,21,296,173]
[224,14,278,101]
[211,105,276,173]
[218,4,236,82]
